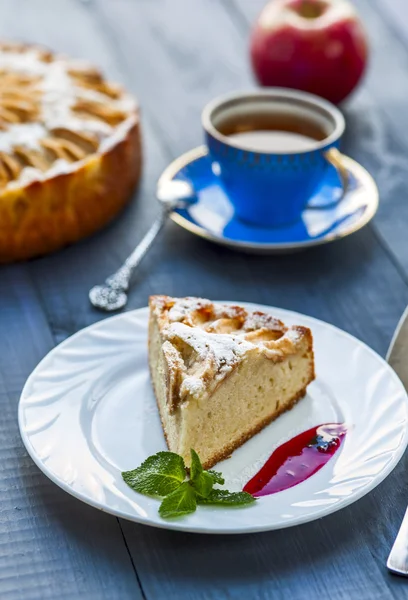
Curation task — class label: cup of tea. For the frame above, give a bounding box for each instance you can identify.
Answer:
[202,89,347,227]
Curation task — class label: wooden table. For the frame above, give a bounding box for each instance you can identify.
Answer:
[2,0,408,597]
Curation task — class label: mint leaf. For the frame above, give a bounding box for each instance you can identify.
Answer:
[123,449,256,520]
[159,482,197,518]
[122,451,186,496]
[197,489,256,506]
[207,470,225,486]
[190,449,203,480]
[189,449,213,498]
[191,470,213,498]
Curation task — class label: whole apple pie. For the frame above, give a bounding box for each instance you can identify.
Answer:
[0,42,141,262]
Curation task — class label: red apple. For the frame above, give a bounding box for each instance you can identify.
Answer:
[250,0,368,104]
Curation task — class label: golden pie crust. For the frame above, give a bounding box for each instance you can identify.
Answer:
[0,42,142,262]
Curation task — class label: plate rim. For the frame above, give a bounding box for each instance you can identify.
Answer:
[18,303,408,534]
[160,145,379,254]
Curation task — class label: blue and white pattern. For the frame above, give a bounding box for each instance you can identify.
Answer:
[163,147,378,253]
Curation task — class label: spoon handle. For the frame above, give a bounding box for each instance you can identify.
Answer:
[106,206,169,292]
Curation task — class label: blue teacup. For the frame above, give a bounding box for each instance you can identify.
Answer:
[202,89,347,228]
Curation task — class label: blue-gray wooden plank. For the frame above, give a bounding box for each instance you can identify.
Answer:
[0,1,146,598]
[1,0,408,598]
[0,268,142,600]
[374,0,408,45]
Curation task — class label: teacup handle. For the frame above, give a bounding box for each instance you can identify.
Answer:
[308,147,349,210]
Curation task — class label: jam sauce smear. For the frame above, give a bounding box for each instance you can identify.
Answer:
[243,423,347,497]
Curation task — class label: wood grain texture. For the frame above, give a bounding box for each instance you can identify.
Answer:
[374,0,408,43]
[350,0,408,277]
[0,1,145,598]
[1,0,408,598]
[0,267,142,600]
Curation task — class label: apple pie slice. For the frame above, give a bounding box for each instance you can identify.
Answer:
[149,296,315,469]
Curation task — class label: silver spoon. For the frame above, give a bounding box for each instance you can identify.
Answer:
[89,180,196,312]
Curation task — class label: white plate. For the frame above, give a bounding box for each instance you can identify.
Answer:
[19,304,408,534]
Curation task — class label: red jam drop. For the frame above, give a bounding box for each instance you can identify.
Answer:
[243,423,347,497]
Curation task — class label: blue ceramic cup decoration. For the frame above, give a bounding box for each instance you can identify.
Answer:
[202,89,347,227]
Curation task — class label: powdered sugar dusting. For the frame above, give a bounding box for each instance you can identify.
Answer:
[168,297,212,322]
[0,46,137,189]
[243,311,285,333]
[155,296,309,403]
[285,328,302,343]
[168,297,285,335]
[0,123,47,153]
[180,376,206,399]
[165,322,253,399]
[212,304,245,320]
[167,322,252,364]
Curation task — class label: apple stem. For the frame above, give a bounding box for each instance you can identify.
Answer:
[297,0,327,19]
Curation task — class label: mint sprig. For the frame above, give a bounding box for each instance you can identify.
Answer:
[207,469,225,485]
[189,449,213,498]
[197,489,255,506]
[159,482,197,518]
[122,451,185,496]
[122,449,256,519]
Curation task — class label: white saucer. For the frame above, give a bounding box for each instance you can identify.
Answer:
[19,304,408,534]
[159,146,379,253]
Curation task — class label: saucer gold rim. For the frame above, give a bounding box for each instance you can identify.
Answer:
[159,145,379,254]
